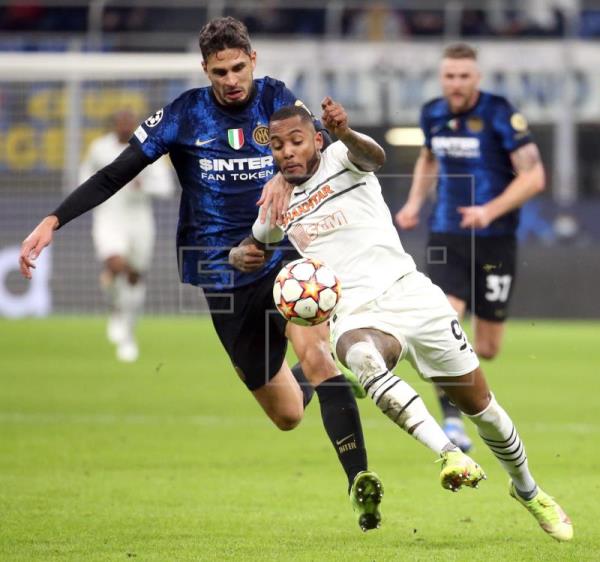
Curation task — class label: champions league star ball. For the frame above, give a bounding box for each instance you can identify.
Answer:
[273,258,342,326]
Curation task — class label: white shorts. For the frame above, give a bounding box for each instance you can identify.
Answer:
[92,210,155,272]
[331,271,480,380]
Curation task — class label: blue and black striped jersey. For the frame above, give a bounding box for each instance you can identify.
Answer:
[130,76,302,290]
[421,91,533,236]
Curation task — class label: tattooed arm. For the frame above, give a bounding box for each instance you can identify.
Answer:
[458,142,546,229]
[321,96,386,172]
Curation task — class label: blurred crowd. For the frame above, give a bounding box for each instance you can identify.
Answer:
[2,1,600,42]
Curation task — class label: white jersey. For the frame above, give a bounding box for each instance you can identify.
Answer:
[79,132,175,222]
[254,140,480,380]
[255,140,416,313]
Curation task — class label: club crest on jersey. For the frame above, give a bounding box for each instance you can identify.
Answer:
[252,125,269,145]
[145,108,163,127]
[466,116,484,133]
[227,128,245,150]
[510,113,528,132]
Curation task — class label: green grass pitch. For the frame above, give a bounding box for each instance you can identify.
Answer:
[1,317,598,561]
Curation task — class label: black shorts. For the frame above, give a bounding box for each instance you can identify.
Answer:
[426,233,517,322]
[205,264,289,391]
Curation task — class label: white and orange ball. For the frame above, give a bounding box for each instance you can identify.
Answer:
[273,258,342,326]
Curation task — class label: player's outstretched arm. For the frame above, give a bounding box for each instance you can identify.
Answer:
[19,145,150,279]
[395,147,438,230]
[458,142,545,229]
[320,97,385,172]
[19,215,59,279]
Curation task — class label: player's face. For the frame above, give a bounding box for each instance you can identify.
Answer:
[440,57,481,113]
[269,116,324,184]
[203,48,257,106]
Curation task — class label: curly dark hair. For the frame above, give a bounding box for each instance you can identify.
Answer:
[198,17,252,61]
[269,105,314,128]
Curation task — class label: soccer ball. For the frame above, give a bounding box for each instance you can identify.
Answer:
[273,258,342,326]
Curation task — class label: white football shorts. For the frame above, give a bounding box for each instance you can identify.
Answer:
[92,209,155,272]
[331,270,480,380]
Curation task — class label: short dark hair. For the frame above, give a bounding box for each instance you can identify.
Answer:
[198,17,252,61]
[443,42,477,60]
[269,105,314,129]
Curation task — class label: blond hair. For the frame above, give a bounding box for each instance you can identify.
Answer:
[443,42,477,60]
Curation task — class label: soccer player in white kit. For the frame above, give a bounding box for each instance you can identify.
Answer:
[241,98,572,541]
[80,110,175,361]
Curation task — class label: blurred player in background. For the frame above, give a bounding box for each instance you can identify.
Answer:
[246,99,571,542]
[395,43,545,451]
[20,17,381,531]
[80,109,175,362]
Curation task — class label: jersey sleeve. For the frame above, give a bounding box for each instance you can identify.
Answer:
[324,139,374,176]
[419,106,432,150]
[251,210,285,245]
[53,146,149,228]
[129,97,183,162]
[492,98,533,153]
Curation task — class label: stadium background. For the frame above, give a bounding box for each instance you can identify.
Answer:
[1,0,600,319]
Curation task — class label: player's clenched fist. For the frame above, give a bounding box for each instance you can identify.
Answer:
[395,202,421,230]
[19,215,59,279]
[457,205,493,229]
[321,96,349,138]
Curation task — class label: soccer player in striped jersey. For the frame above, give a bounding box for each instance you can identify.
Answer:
[19,17,382,532]
[396,43,546,452]
[243,98,572,541]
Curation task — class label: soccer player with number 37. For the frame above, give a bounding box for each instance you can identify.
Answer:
[395,43,546,453]
[240,96,572,542]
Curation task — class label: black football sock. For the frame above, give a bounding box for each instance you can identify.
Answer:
[315,375,368,491]
[437,387,462,421]
[291,362,314,408]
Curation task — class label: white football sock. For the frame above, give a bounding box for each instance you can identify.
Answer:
[112,274,128,312]
[118,280,146,338]
[122,281,146,316]
[100,271,120,311]
[346,341,455,454]
[467,394,537,498]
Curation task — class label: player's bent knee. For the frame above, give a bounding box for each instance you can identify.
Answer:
[475,342,500,360]
[105,255,128,274]
[270,411,303,431]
